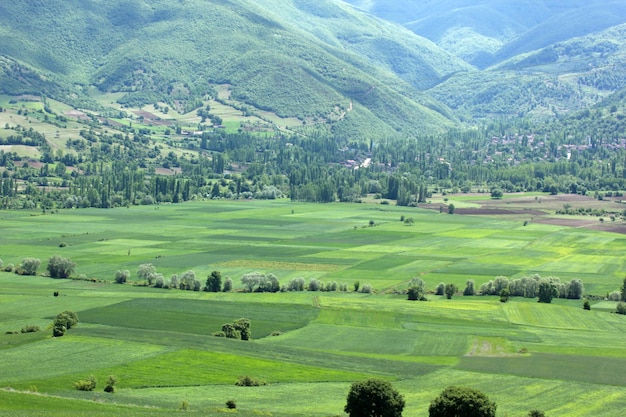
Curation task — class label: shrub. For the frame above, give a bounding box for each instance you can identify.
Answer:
[360,284,372,293]
[114,270,130,284]
[236,375,266,386]
[617,302,626,315]
[20,325,40,333]
[4,263,14,272]
[226,399,237,409]
[74,375,97,391]
[583,300,591,310]
[103,375,117,393]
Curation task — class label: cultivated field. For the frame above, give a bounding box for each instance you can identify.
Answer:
[0,200,625,416]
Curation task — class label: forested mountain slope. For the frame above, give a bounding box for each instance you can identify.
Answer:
[0,0,472,137]
[344,0,626,68]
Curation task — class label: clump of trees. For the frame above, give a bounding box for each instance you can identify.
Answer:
[345,378,405,417]
[480,275,584,302]
[137,263,158,286]
[286,277,347,292]
[46,255,75,278]
[408,277,427,301]
[241,272,280,293]
[21,325,40,333]
[53,310,78,337]
[214,318,251,340]
[429,386,496,417]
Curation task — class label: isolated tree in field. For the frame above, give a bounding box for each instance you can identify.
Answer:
[448,203,455,214]
[345,378,405,417]
[114,270,130,284]
[205,270,222,292]
[444,283,458,299]
[621,277,626,302]
[18,258,40,276]
[490,189,503,199]
[429,386,496,417]
[137,263,157,285]
[46,255,76,278]
[537,281,558,303]
[583,300,591,310]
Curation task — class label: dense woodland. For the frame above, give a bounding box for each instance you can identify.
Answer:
[1,96,626,212]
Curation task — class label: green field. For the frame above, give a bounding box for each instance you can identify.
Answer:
[0,200,625,416]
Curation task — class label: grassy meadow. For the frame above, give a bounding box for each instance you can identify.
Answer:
[0,200,625,416]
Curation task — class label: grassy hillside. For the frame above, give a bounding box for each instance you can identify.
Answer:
[0,0,470,137]
[0,200,626,416]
